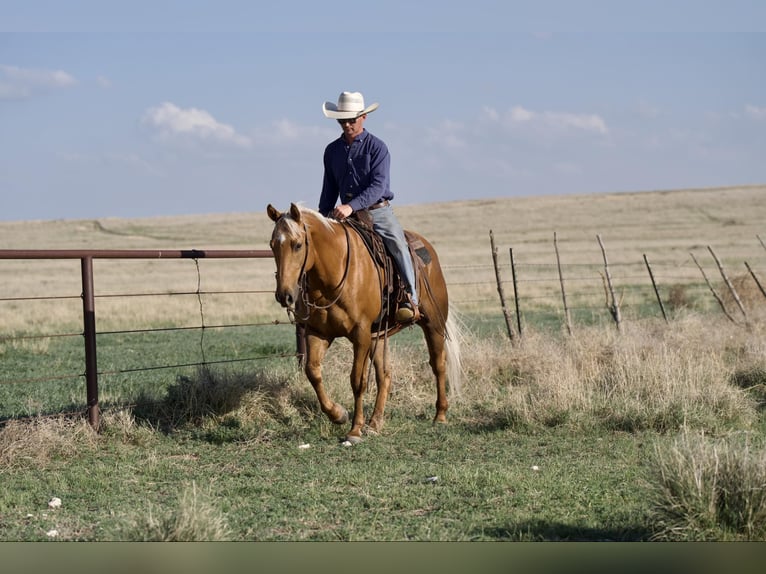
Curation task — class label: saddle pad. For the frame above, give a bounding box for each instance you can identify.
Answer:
[405,231,432,265]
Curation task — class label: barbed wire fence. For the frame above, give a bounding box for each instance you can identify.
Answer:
[473,231,766,342]
[2,234,766,427]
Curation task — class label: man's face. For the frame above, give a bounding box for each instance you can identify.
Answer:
[337,114,366,140]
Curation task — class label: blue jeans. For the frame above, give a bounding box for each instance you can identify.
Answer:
[369,204,418,306]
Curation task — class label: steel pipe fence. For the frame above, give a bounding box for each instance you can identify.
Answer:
[0,249,272,429]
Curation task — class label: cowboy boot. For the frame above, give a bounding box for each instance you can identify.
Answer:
[395,298,420,323]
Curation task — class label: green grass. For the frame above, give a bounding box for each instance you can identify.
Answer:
[1,311,765,541]
[0,407,653,541]
[0,323,299,419]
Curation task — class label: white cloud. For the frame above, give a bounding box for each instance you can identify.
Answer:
[500,105,608,134]
[483,105,608,136]
[509,106,536,122]
[425,119,467,150]
[0,64,76,100]
[267,118,332,144]
[745,104,766,121]
[142,101,252,148]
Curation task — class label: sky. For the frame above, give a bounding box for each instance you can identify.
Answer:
[1,1,765,222]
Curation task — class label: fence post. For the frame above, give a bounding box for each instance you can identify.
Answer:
[708,245,749,326]
[554,232,573,336]
[597,234,622,333]
[490,230,516,342]
[295,323,307,366]
[690,252,738,324]
[745,261,766,301]
[643,254,668,323]
[80,256,100,431]
[509,247,523,339]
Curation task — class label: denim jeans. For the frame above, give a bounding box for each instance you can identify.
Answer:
[369,204,418,305]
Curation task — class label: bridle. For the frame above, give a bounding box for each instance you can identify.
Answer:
[282,220,352,322]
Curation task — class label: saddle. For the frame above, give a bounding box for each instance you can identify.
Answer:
[346,210,431,329]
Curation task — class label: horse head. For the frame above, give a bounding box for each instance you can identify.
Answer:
[267,203,309,309]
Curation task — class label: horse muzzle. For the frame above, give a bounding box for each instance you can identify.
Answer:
[275,287,298,309]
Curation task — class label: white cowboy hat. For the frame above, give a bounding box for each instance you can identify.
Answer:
[322,91,379,119]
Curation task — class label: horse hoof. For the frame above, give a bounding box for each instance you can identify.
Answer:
[343,435,363,445]
[331,406,349,425]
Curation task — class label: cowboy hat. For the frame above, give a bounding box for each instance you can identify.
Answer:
[322,91,379,119]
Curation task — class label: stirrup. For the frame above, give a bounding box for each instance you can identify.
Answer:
[395,302,419,323]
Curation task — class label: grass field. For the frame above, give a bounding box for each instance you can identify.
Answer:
[1,185,766,541]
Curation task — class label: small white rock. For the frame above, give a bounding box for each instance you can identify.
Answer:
[46,529,59,538]
[425,476,439,483]
[298,443,311,449]
[48,497,62,509]
[531,465,540,472]
[341,440,353,447]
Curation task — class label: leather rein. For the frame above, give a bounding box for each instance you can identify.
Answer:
[287,221,352,322]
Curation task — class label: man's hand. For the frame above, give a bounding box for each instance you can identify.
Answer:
[332,204,353,221]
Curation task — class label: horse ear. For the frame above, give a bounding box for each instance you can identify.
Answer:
[267,204,282,222]
[289,203,302,223]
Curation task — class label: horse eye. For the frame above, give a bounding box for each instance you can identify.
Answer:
[293,242,303,252]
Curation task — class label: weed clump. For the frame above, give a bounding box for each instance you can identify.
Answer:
[648,429,766,540]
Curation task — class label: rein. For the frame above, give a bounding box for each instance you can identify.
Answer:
[288,221,352,322]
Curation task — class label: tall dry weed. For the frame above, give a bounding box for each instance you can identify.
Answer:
[131,365,317,437]
[121,481,231,541]
[648,429,766,540]
[0,417,98,471]
[405,314,762,432]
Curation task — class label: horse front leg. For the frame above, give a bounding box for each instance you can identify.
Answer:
[367,339,391,434]
[304,333,349,425]
[345,333,372,444]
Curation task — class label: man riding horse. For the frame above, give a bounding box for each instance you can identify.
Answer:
[318,91,419,323]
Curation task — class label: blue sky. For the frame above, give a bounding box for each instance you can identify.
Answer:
[1,1,765,221]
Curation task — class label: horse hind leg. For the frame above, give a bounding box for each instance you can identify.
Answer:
[423,326,449,425]
[305,334,349,425]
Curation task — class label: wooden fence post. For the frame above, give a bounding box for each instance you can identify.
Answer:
[643,253,668,323]
[597,234,622,333]
[509,247,523,339]
[690,252,738,324]
[708,245,748,325]
[745,261,766,301]
[489,230,516,342]
[554,232,573,336]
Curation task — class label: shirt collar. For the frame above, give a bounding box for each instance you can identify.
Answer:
[340,128,368,145]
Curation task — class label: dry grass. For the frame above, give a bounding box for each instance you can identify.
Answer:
[0,416,99,471]
[384,314,761,433]
[649,429,766,540]
[2,185,765,333]
[122,481,231,541]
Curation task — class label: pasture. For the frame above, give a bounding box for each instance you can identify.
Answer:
[1,185,766,541]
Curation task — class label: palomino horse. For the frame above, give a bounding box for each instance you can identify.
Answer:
[267,203,462,443]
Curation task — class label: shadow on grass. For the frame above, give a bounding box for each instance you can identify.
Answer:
[730,367,766,412]
[128,366,315,436]
[475,520,653,541]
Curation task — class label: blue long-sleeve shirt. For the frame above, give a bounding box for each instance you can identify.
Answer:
[319,129,394,216]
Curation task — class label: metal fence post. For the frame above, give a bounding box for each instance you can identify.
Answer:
[81,256,100,430]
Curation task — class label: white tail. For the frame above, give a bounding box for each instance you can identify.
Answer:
[444,309,467,399]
